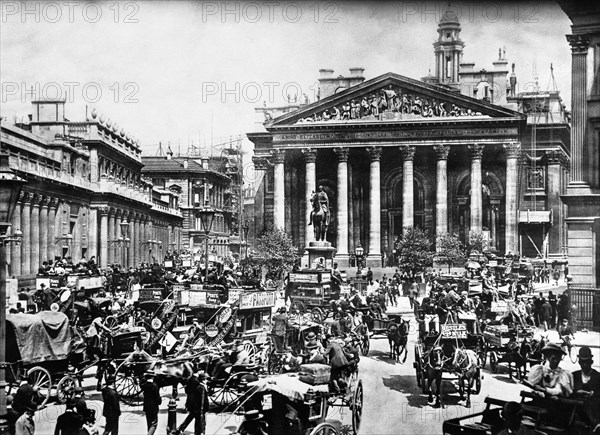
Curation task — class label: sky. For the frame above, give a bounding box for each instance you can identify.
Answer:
[1,1,573,158]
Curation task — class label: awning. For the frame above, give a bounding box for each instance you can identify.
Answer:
[519,210,552,224]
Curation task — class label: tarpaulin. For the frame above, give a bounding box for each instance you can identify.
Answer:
[248,374,329,402]
[6,311,73,363]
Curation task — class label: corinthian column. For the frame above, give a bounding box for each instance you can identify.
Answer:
[505,142,521,254]
[21,193,31,274]
[47,199,59,261]
[99,207,109,268]
[272,149,286,230]
[469,144,485,234]
[400,146,416,229]
[10,200,22,277]
[302,148,317,243]
[334,147,350,263]
[367,147,382,265]
[433,145,450,237]
[108,210,116,265]
[30,194,40,274]
[39,196,49,266]
[566,34,590,185]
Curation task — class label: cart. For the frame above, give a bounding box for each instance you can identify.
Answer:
[231,372,364,435]
[287,269,339,323]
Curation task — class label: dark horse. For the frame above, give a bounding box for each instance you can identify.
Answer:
[453,348,480,408]
[387,319,409,362]
[311,203,329,241]
[425,346,445,407]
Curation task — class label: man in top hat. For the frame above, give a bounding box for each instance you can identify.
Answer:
[101,375,120,435]
[527,342,573,397]
[238,409,267,435]
[142,371,161,435]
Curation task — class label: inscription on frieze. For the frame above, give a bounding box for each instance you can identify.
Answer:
[273,127,518,143]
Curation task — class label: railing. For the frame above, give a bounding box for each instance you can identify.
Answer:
[568,286,600,331]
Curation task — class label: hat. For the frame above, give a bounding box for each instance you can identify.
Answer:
[144,370,156,378]
[451,284,458,289]
[74,386,84,394]
[461,291,468,296]
[578,346,593,361]
[541,342,566,356]
[305,340,319,350]
[305,332,317,341]
[40,283,46,287]
[106,375,116,384]
[196,370,210,380]
[244,410,263,421]
[562,318,568,323]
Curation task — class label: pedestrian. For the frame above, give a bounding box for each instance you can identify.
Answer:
[547,291,557,328]
[174,371,200,435]
[72,386,94,424]
[54,401,86,435]
[15,405,36,435]
[142,371,161,435]
[541,298,552,331]
[101,375,120,435]
[408,280,419,309]
[192,371,210,435]
[12,376,38,417]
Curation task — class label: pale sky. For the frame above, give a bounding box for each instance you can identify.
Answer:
[1,1,573,157]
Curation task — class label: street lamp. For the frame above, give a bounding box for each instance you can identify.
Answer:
[120,220,130,268]
[196,206,216,282]
[0,150,25,431]
[242,219,250,260]
[355,244,364,276]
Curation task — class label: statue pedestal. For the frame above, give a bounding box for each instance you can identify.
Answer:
[303,241,336,269]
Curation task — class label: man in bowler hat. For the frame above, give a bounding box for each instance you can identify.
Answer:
[142,371,161,435]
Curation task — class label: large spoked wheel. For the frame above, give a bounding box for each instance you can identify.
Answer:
[352,379,363,435]
[361,335,370,356]
[309,423,338,435]
[311,307,325,324]
[489,352,498,374]
[56,375,78,404]
[267,350,284,375]
[27,367,51,407]
[104,316,118,330]
[474,368,482,394]
[211,372,246,408]
[114,361,142,405]
[242,340,256,362]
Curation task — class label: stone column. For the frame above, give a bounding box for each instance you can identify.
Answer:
[10,201,22,277]
[47,199,58,262]
[20,193,31,274]
[88,208,98,261]
[72,206,81,261]
[505,142,521,255]
[302,148,317,244]
[566,34,590,185]
[272,149,286,230]
[469,144,485,234]
[39,197,49,266]
[367,147,382,265]
[433,145,450,237]
[400,146,416,229]
[108,210,116,266]
[334,147,350,264]
[30,194,40,274]
[99,207,109,268]
[148,221,154,263]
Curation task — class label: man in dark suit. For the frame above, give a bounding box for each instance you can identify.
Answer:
[101,375,121,435]
[142,371,161,435]
[572,346,600,427]
[54,401,86,435]
[193,372,210,435]
[174,371,200,434]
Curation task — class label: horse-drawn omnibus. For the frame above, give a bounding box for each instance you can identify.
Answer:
[286,269,339,323]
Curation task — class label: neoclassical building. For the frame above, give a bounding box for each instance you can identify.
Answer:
[248,12,570,267]
[1,100,183,286]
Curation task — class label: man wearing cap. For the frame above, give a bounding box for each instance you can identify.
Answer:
[142,371,161,435]
[527,342,573,397]
[101,375,120,435]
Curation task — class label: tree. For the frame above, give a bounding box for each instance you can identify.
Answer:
[436,232,467,272]
[466,231,489,257]
[255,225,299,287]
[395,227,434,278]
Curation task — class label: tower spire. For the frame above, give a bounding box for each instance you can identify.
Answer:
[432,5,464,89]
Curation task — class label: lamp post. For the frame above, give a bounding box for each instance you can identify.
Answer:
[355,244,364,277]
[0,150,25,431]
[242,219,250,260]
[196,206,216,282]
[119,220,130,268]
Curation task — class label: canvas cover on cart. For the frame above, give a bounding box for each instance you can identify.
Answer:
[6,311,73,363]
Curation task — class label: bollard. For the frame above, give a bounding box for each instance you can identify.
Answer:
[167,397,177,434]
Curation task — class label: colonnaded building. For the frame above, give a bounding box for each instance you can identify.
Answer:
[248,10,570,268]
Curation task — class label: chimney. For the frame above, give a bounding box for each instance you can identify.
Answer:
[201,157,209,169]
[319,68,334,79]
[183,159,188,169]
[349,67,365,78]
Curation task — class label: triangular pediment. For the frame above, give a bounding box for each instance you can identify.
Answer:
[268,72,523,127]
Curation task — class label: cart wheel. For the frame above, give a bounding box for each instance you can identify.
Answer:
[242,341,256,363]
[56,375,78,404]
[267,350,284,375]
[104,316,118,330]
[361,335,370,356]
[27,367,51,407]
[478,346,487,369]
[352,379,363,435]
[114,370,142,405]
[311,307,324,324]
[211,372,246,408]
[489,352,498,374]
[309,423,338,435]
[474,368,482,394]
[291,301,305,315]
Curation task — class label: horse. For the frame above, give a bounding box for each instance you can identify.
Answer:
[311,203,329,241]
[522,334,548,370]
[424,346,445,407]
[502,339,528,380]
[387,319,409,362]
[452,348,480,408]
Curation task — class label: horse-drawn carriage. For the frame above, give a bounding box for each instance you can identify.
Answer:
[231,370,364,435]
[287,269,339,324]
[414,312,484,407]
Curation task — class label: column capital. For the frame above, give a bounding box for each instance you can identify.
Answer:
[301,148,317,163]
[271,148,286,164]
[400,146,416,161]
[545,149,569,166]
[30,193,42,206]
[252,156,271,170]
[40,196,51,208]
[566,34,590,55]
[433,144,449,160]
[367,146,382,161]
[503,142,521,159]
[98,206,110,216]
[468,143,485,160]
[333,147,350,162]
[19,191,31,204]
[49,197,61,209]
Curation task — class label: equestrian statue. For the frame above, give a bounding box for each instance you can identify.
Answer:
[308,185,330,242]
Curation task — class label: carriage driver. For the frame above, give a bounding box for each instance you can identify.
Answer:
[527,342,573,397]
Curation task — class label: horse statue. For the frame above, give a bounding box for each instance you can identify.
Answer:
[309,188,330,241]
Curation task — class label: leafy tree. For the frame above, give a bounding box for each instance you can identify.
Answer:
[466,231,489,257]
[395,227,434,277]
[436,232,467,272]
[255,225,299,287]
